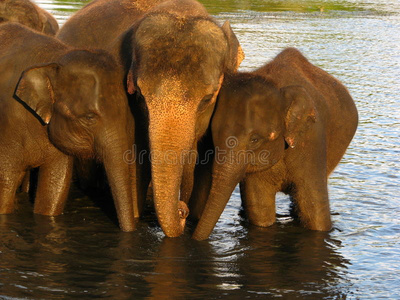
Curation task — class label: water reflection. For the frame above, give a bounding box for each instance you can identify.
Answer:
[0,196,350,298]
[0,198,68,298]
[99,224,350,298]
[236,225,350,298]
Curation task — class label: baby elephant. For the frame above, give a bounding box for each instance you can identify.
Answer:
[192,48,358,240]
[0,0,59,35]
[0,23,136,231]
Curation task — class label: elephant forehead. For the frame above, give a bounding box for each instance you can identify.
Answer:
[2,0,41,29]
[214,95,283,139]
[59,50,120,75]
[125,0,164,12]
[60,71,97,93]
[136,16,227,75]
[241,95,283,129]
[136,14,226,44]
[55,72,100,111]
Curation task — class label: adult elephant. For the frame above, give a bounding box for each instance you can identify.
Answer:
[0,0,59,35]
[58,0,244,237]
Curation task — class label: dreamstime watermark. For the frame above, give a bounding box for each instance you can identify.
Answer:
[123,136,271,166]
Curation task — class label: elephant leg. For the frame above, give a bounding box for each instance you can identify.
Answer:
[34,155,73,216]
[20,171,30,194]
[240,172,277,227]
[290,156,331,231]
[0,171,25,214]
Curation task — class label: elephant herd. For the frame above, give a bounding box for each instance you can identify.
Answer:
[0,0,358,240]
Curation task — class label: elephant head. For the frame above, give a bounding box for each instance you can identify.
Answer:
[0,0,59,35]
[122,1,244,237]
[192,73,317,240]
[14,50,136,231]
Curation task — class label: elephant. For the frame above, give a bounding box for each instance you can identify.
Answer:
[0,23,136,232]
[0,0,59,35]
[57,0,244,237]
[191,48,358,240]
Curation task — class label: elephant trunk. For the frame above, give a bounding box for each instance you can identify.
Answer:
[192,152,246,240]
[149,113,194,237]
[100,129,136,232]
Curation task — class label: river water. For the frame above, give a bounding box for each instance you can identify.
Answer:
[1,0,399,299]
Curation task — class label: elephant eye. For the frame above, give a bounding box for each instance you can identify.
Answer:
[249,134,263,149]
[81,112,97,125]
[198,94,214,113]
[86,113,95,120]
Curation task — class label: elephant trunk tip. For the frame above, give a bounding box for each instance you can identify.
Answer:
[178,201,189,219]
[162,222,185,238]
[158,201,189,238]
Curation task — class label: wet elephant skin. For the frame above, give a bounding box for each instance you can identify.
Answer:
[192,48,358,240]
[58,0,244,237]
[0,23,136,232]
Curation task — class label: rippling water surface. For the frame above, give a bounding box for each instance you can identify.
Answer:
[1,0,399,299]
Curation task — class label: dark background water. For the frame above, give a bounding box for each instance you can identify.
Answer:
[1,0,399,299]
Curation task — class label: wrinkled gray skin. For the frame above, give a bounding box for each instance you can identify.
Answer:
[58,0,243,237]
[0,24,136,231]
[192,48,358,240]
[0,0,59,35]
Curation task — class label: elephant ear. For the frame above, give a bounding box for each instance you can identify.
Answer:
[281,85,317,148]
[118,27,137,95]
[127,67,136,95]
[14,63,60,125]
[221,21,245,72]
[38,9,59,36]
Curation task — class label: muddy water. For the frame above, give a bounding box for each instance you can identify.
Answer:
[1,0,399,299]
